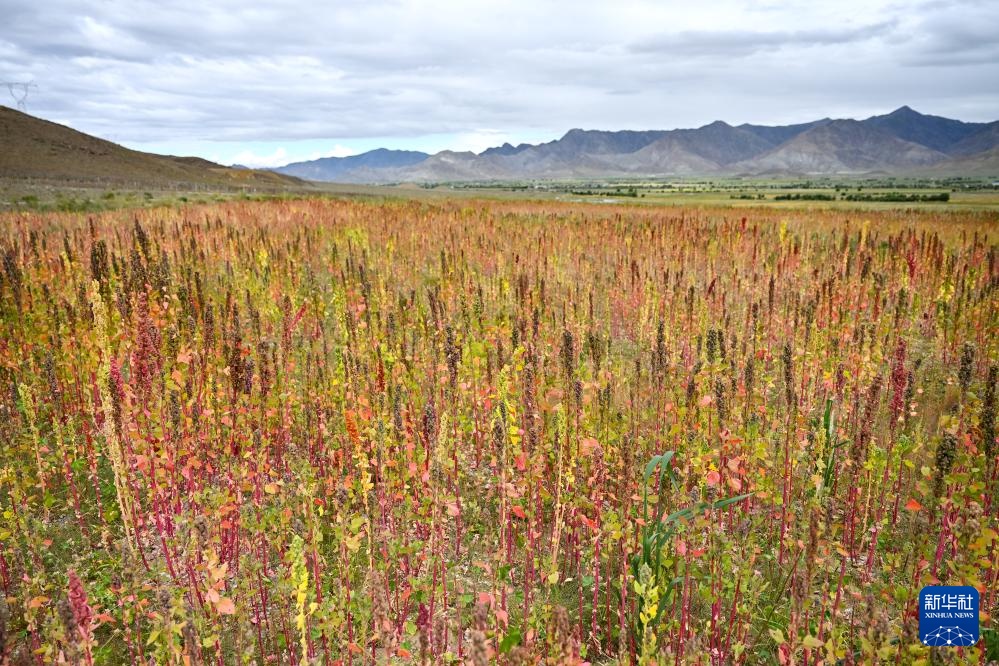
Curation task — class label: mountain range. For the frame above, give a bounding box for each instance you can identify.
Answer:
[3,104,997,187]
[272,106,999,183]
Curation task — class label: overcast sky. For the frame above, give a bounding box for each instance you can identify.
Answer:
[2,0,997,167]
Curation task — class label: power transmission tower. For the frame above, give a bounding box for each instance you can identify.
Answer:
[2,81,37,111]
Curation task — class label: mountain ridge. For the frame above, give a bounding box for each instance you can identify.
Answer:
[272,106,999,183]
[4,104,997,186]
[728,119,950,175]
[276,147,430,181]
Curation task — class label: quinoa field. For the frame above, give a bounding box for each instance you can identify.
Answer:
[0,198,996,665]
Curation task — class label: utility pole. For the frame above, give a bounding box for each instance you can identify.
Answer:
[2,81,37,111]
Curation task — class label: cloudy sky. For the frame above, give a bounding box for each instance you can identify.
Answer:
[2,0,997,167]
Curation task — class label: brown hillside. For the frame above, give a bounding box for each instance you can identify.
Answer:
[0,106,305,189]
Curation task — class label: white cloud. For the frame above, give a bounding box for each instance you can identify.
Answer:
[448,130,521,154]
[308,144,357,159]
[229,147,288,168]
[0,0,995,158]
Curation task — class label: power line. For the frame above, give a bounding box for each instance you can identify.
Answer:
[2,81,37,111]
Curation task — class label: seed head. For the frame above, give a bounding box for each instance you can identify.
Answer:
[959,342,975,395]
[560,329,575,379]
[782,343,795,408]
[932,432,957,500]
[66,570,93,642]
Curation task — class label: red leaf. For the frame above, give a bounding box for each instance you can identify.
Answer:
[905,498,923,512]
[215,597,236,615]
[511,505,527,519]
[579,437,600,456]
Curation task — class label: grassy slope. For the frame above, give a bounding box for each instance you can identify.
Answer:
[0,105,306,190]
